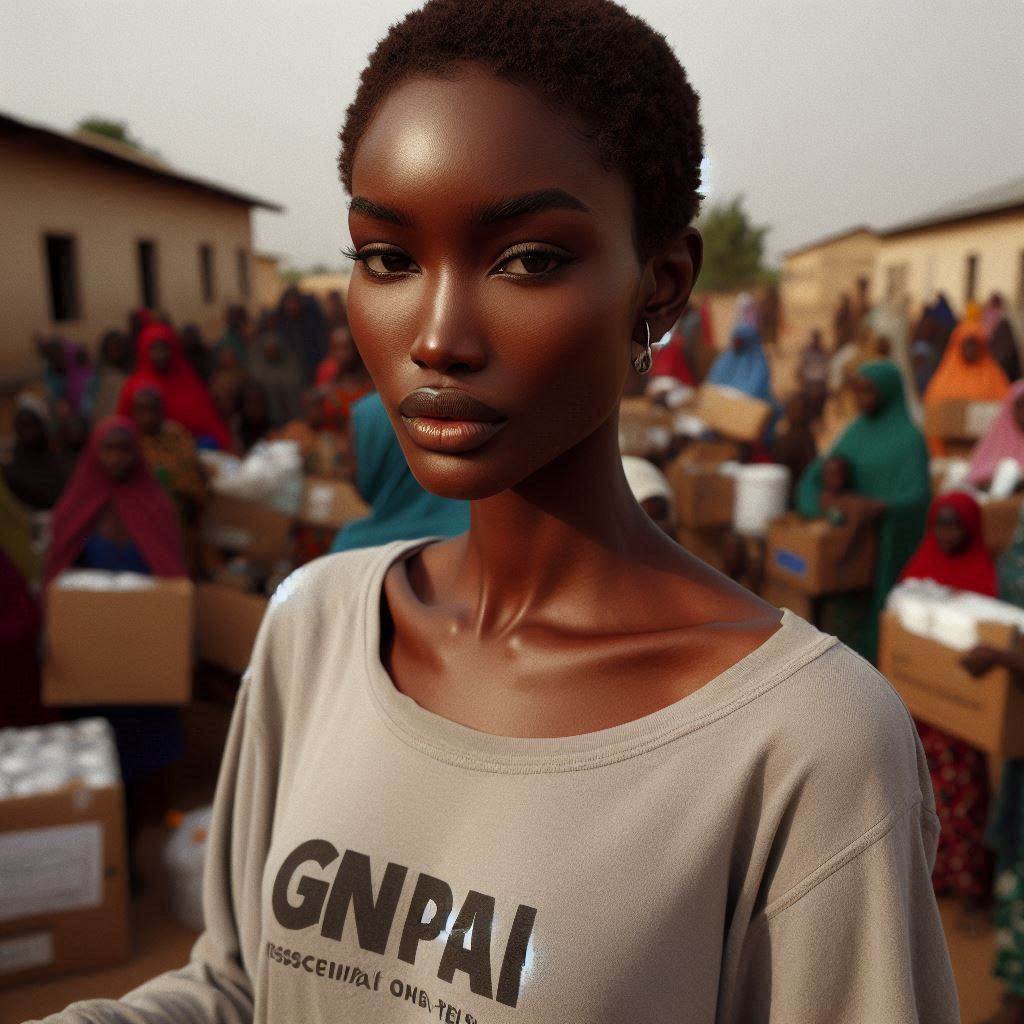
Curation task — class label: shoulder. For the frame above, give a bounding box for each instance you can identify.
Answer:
[747,633,932,907]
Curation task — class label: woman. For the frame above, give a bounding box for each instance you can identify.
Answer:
[984,293,1022,383]
[706,293,774,406]
[117,321,234,451]
[330,391,469,552]
[41,2,956,1021]
[44,417,187,874]
[131,386,209,570]
[277,285,327,386]
[899,493,997,916]
[86,330,135,422]
[796,361,931,661]
[959,508,1024,1023]
[248,325,304,428]
[967,381,1024,489]
[924,308,1011,456]
[316,323,375,428]
[37,336,94,418]
[2,393,69,511]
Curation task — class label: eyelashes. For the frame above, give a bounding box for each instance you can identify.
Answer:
[341,243,576,281]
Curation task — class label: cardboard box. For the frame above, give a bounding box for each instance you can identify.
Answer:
[299,477,370,530]
[760,576,816,622]
[43,578,195,706]
[196,582,268,675]
[694,385,773,443]
[202,494,294,563]
[666,459,735,529]
[766,514,876,595]
[676,524,728,571]
[678,439,742,465]
[0,784,130,988]
[982,496,1024,555]
[619,398,673,458]
[879,612,1024,758]
[924,399,1002,442]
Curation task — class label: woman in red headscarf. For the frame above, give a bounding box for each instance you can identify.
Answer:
[45,416,187,881]
[117,322,233,451]
[899,491,997,921]
[46,416,186,585]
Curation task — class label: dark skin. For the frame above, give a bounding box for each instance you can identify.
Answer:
[1013,393,1024,433]
[149,340,173,375]
[131,389,164,438]
[933,505,969,556]
[14,409,49,453]
[962,337,982,364]
[347,66,780,738]
[94,428,138,547]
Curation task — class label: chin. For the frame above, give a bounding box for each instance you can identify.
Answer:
[405,449,521,502]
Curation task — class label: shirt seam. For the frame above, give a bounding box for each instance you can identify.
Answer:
[367,630,839,774]
[757,793,927,924]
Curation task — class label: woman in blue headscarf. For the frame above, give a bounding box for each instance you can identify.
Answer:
[330,392,469,552]
[705,294,775,406]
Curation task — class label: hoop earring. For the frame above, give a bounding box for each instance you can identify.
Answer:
[633,320,653,374]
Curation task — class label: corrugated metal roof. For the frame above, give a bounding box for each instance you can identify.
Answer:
[0,109,284,213]
[881,175,1024,237]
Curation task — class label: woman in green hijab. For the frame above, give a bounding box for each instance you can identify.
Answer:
[330,392,469,552]
[795,360,931,661]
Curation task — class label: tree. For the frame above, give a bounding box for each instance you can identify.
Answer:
[696,196,770,293]
[76,117,147,152]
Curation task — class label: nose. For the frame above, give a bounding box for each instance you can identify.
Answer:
[408,274,487,375]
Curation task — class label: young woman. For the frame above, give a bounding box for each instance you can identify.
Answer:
[40,2,956,1021]
[967,381,1024,489]
[796,361,931,661]
[117,322,234,451]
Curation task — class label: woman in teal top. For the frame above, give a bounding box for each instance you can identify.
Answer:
[795,360,931,661]
[331,392,469,552]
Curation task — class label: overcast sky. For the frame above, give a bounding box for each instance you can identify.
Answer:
[3,0,1022,269]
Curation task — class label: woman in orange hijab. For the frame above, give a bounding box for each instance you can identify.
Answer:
[923,304,1011,455]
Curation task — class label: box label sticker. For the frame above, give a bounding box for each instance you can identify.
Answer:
[0,931,55,974]
[0,822,103,922]
[774,549,809,577]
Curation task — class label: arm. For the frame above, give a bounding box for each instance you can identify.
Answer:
[723,800,959,1023]
[961,643,1024,681]
[29,656,278,1022]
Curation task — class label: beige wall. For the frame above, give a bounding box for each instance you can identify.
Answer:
[0,134,256,383]
[779,230,880,355]
[874,211,1024,315]
[253,253,285,311]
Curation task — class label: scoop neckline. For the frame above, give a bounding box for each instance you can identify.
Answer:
[361,538,836,774]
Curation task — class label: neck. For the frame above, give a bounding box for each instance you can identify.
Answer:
[443,414,671,637]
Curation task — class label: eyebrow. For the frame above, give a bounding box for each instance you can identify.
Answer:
[473,188,592,224]
[348,197,411,227]
[347,188,591,228]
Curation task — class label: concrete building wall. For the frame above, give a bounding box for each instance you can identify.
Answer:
[254,253,285,311]
[779,230,880,352]
[874,211,1024,314]
[0,134,255,382]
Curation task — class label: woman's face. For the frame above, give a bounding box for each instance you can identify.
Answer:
[131,390,164,436]
[934,504,968,556]
[962,337,982,364]
[98,428,137,482]
[346,65,698,499]
[149,340,173,375]
[852,375,882,417]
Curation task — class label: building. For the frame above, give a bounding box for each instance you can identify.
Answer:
[779,226,880,350]
[0,110,282,384]
[253,252,286,311]
[874,176,1024,314]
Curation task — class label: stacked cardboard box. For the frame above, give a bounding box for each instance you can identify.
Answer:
[694,385,772,443]
[195,583,269,675]
[924,399,1001,443]
[666,460,735,529]
[43,577,195,706]
[765,515,876,595]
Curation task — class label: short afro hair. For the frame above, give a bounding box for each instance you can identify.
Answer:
[338,0,703,260]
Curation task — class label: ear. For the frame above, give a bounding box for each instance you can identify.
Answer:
[636,227,703,342]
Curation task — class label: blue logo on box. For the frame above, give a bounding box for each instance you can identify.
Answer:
[774,550,808,577]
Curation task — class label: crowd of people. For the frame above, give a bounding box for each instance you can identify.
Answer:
[6,274,1024,1017]
[646,283,1024,1021]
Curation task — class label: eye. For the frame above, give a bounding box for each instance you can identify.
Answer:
[495,246,574,279]
[343,245,418,278]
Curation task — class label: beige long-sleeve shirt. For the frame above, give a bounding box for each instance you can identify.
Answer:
[34,539,959,1023]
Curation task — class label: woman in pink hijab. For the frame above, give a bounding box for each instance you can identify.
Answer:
[967,381,1024,489]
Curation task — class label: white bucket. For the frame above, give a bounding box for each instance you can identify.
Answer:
[732,464,791,537]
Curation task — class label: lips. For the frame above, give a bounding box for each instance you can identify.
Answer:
[398,387,503,422]
[398,387,507,454]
